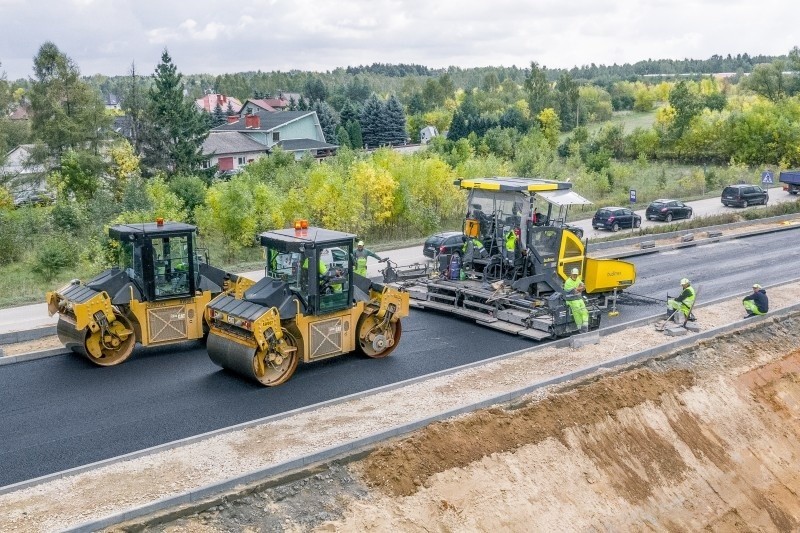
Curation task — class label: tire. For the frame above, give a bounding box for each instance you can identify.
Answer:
[611,222,619,232]
[763,196,769,205]
[686,210,692,219]
[633,219,641,228]
[665,213,673,222]
[741,200,748,208]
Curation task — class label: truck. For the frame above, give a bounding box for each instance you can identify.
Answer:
[779,170,800,195]
[385,177,637,340]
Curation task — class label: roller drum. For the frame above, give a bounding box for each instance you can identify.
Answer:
[206,332,258,378]
[57,316,90,355]
[57,313,136,366]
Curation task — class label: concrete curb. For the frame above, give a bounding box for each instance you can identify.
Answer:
[65,302,800,532]
[0,346,70,366]
[0,324,56,346]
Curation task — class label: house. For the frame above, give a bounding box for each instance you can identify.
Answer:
[195,94,242,114]
[202,110,338,173]
[238,99,277,115]
[420,126,439,144]
[104,94,121,111]
[9,105,30,121]
[1,144,51,205]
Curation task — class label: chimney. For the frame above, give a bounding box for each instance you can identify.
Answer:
[226,115,239,124]
[245,114,260,129]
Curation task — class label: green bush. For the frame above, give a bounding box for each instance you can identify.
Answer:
[32,234,79,281]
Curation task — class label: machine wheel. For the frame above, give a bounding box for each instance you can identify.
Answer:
[665,213,673,222]
[356,314,402,358]
[485,262,504,281]
[253,329,299,386]
[58,313,136,366]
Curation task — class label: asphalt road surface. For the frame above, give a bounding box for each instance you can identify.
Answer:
[1,227,799,487]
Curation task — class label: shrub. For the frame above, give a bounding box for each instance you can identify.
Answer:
[32,234,79,281]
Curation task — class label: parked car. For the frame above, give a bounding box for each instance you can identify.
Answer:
[12,189,55,208]
[423,231,467,258]
[721,184,769,207]
[591,207,641,232]
[645,199,693,222]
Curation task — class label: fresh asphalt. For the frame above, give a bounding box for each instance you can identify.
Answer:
[1,227,799,488]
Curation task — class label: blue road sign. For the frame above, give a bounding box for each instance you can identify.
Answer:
[761,170,774,184]
[629,189,637,203]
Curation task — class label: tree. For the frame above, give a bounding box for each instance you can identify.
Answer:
[554,72,580,131]
[211,101,226,127]
[524,62,551,117]
[347,120,363,150]
[667,81,701,139]
[28,42,109,163]
[313,101,339,143]
[743,61,787,102]
[304,77,328,102]
[384,95,407,145]
[335,125,351,148]
[51,148,105,201]
[339,101,361,126]
[140,49,209,175]
[360,94,384,148]
[120,62,148,155]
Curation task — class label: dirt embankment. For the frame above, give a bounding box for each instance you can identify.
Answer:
[141,315,800,533]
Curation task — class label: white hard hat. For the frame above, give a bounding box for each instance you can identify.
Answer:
[570,268,580,275]
[680,278,690,285]
[357,240,364,246]
[752,283,761,289]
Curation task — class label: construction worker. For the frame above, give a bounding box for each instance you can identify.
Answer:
[352,240,384,277]
[564,267,589,333]
[503,227,518,263]
[667,278,696,322]
[462,237,488,264]
[302,255,328,292]
[742,283,768,318]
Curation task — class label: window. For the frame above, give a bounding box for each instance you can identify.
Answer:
[152,236,191,298]
[201,160,210,169]
[237,156,246,165]
[272,132,280,142]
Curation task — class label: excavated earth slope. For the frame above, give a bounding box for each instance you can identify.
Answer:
[115,303,800,532]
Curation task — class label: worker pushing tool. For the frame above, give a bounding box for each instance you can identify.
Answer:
[352,240,386,277]
[742,283,768,318]
[564,267,589,333]
[666,278,696,323]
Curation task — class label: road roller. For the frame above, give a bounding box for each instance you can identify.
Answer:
[46,220,249,365]
[204,224,410,386]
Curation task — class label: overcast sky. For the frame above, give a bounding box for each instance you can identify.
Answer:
[1,0,798,81]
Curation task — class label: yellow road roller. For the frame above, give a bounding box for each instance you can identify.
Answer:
[204,225,410,386]
[46,220,247,365]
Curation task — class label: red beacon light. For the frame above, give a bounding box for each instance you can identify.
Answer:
[156,217,164,226]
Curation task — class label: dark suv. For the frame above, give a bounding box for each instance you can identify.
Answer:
[423,231,467,258]
[645,199,693,222]
[721,184,768,207]
[592,207,641,232]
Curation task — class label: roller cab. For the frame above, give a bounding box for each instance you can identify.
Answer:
[205,225,409,386]
[47,220,238,366]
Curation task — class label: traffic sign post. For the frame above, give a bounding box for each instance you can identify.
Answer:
[629,189,637,203]
[761,170,774,185]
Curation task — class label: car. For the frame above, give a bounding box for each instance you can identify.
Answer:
[591,207,641,232]
[423,231,467,259]
[645,199,693,222]
[721,184,769,207]
[12,189,55,208]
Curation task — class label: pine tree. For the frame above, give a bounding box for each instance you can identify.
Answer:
[140,49,209,175]
[339,101,361,126]
[384,95,407,145]
[120,61,148,154]
[347,120,363,150]
[298,97,308,111]
[225,100,236,117]
[288,96,297,111]
[359,94,383,148]
[335,125,351,148]
[212,101,226,127]
[313,101,338,143]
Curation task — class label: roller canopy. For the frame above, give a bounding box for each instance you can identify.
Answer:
[455,177,572,192]
[537,189,593,206]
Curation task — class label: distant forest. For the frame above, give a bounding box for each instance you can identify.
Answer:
[8,52,781,105]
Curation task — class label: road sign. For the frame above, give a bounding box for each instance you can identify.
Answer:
[761,170,774,184]
[629,189,637,203]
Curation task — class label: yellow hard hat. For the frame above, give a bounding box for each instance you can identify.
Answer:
[357,240,364,246]
[680,278,690,285]
[570,268,580,275]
